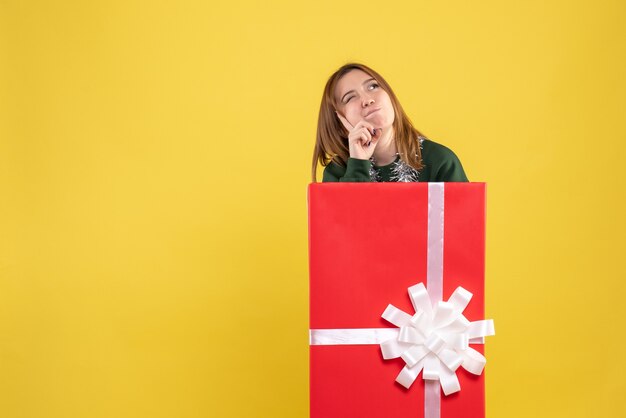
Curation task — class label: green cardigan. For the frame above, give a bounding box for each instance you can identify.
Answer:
[322,139,468,182]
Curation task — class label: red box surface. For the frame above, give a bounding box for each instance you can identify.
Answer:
[308,183,486,418]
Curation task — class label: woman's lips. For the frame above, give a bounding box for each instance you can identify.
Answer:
[364,108,381,118]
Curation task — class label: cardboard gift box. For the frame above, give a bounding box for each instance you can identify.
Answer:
[308,183,493,418]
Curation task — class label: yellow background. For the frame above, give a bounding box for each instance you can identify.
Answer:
[1,0,625,417]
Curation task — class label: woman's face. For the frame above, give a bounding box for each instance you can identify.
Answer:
[334,69,395,131]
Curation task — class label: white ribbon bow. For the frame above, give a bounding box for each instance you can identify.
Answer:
[380,282,495,395]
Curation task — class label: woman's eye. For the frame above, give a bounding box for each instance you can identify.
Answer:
[369,83,379,90]
[345,96,354,103]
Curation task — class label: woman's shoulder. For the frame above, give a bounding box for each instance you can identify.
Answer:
[419,138,468,182]
[421,138,461,163]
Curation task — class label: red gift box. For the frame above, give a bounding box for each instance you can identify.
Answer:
[308,183,490,418]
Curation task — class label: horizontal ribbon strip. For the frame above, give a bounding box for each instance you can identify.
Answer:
[310,328,399,345]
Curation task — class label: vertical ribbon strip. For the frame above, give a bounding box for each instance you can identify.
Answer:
[426,182,445,418]
[427,183,445,304]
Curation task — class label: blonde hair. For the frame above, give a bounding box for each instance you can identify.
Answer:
[311,63,425,182]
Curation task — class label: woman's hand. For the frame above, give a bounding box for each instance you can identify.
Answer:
[336,111,382,161]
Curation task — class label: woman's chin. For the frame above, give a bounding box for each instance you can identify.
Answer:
[367,114,389,128]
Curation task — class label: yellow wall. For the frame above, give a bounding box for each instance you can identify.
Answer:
[1,0,625,416]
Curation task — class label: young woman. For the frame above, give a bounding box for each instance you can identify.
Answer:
[312,63,468,183]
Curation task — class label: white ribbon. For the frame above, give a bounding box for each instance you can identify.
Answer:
[309,183,494,417]
[426,182,445,418]
[380,283,495,395]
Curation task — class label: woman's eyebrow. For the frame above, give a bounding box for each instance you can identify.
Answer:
[340,78,376,102]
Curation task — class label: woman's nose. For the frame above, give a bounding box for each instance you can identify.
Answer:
[363,97,375,107]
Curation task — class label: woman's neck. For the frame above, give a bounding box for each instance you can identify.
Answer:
[372,128,397,166]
